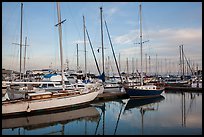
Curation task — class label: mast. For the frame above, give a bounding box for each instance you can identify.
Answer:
[19,3,23,81]
[139,4,143,86]
[165,57,167,75]
[145,53,147,75]
[83,15,87,80]
[107,56,110,77]
[100,7,105,75]
[56,2,65,90]
[76,43,79,71]
[119,53,121,72]
[132,57,134,74]
[179,45,182,76]
[149,55,150,75]
[181,45,185,79]
[126,58,129,75]
[66,59,69,71]
[23,37,27,80]
[136,58,138,72]
[156,53,158,77]
[161,59,163,75]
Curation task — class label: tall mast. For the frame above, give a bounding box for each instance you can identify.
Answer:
[149,56,150,75]
[145,53,147,75]
[100,7,104,74]
[126,58,129,75]
[76,43,79,71]
[83,15,87,80]
[179,45,182,76]
[156,53,158,76]
[107,56,110,77]
[136,58,138,72]
[119,53,121,72]
[66,59,69,71]
[161,59,163,75]
[56,2,65,90]
[139,4,143,86]
[181,45,185,79]
[23,37,27,80]
[132,57,134,74]
[19,3,23,81]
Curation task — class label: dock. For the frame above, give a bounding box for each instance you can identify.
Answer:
[165,86,202,92]
[93,91,129,103]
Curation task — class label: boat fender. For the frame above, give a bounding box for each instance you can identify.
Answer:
[27,103,31,112]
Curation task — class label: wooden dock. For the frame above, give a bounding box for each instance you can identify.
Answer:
[94,91,129,102]
[165,86,202,92]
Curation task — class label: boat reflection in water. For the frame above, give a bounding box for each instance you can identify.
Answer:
[2,105,100,135]
[124,95,165,111]
[123,95,165,135]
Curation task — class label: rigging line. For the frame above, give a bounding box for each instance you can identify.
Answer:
[104,20,123,83]
[66,3,82,41]
[86,27,101,75]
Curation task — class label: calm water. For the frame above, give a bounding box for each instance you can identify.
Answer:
[2,90,202,135]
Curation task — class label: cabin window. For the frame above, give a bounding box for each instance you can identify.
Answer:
[48,84,54,87]
[42,84,47,88]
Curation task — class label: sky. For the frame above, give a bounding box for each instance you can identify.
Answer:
[2,2,202,75]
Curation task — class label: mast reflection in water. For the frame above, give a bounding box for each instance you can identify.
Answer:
[2,91,202,135]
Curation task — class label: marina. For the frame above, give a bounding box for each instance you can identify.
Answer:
[2,2,202,135]
[2,89,202,135]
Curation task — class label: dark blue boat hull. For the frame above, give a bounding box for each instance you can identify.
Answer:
[124,87,164,98]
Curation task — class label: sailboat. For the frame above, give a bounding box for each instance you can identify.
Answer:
[2,2,101,116]
[98,7,123,92]
[123,4,164,98]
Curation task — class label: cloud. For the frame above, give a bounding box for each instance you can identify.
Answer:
[148,28,202,43]
[113,27,202,59]
[108,7,119,16]
[113,30,139,45]
[72,40,89,45]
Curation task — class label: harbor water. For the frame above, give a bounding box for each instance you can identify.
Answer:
[2,90,202,135]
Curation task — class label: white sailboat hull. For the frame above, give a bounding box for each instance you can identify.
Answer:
[2,90,99,115]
